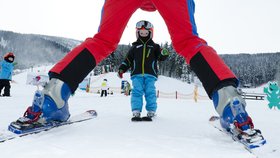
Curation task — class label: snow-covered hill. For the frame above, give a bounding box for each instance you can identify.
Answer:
[0,30,81,69]
[0,66,279,158]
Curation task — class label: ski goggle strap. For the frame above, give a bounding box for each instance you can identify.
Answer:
[136,20,153,30]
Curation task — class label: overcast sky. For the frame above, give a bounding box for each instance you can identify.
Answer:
[0,0,279,54]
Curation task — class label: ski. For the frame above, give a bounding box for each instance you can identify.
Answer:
[141,116,153,121]
[209,116,277,157]
[131,116,153,122]
[131,116,142,122]
[0,110,97,143]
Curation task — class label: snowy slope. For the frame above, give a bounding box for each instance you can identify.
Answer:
[0,66,279,158]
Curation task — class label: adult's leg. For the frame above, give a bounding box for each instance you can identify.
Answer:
[153,1,261,134]
[50,0,141,93]
[21,0,142,123]
[152,0,237,97]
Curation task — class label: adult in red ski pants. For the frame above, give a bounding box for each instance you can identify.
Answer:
[49,0,237,98]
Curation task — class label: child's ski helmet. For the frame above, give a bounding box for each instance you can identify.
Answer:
[136,20,154,39]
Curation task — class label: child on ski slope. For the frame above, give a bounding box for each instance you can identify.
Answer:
[0,52,15,97]
[117,20,169,121]
[16,0,263,140]
[100,79,108,97]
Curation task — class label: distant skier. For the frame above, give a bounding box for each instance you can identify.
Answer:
[117,20,169,121]
[124,82,131,96]
[100,79,108,97]
[0,52,15,97]
[29,75,48,89]
[12,0,264,143]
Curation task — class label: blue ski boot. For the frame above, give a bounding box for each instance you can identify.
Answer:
[212,86,250,130]
[10,78,71,132]
[212,85,266,148]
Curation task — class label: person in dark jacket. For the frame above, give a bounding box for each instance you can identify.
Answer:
[118,20,169,121]
[0,52,15,96]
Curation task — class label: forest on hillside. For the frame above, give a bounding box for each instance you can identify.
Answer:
[98,44,280,87]
[1,30,279,87]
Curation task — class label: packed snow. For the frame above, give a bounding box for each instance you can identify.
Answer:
[0,66,279,158]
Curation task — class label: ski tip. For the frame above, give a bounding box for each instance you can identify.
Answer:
[249,139,267,149]
[86,110,97,117]
[8,124,22,134]
[209,116,220,121]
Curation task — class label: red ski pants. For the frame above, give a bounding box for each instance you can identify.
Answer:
[50,0,237,97]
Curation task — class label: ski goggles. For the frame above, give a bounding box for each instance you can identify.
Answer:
[136,20,153,30]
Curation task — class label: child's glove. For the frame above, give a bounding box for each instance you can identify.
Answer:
[117,69,124,79]
[161,48,169,56]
